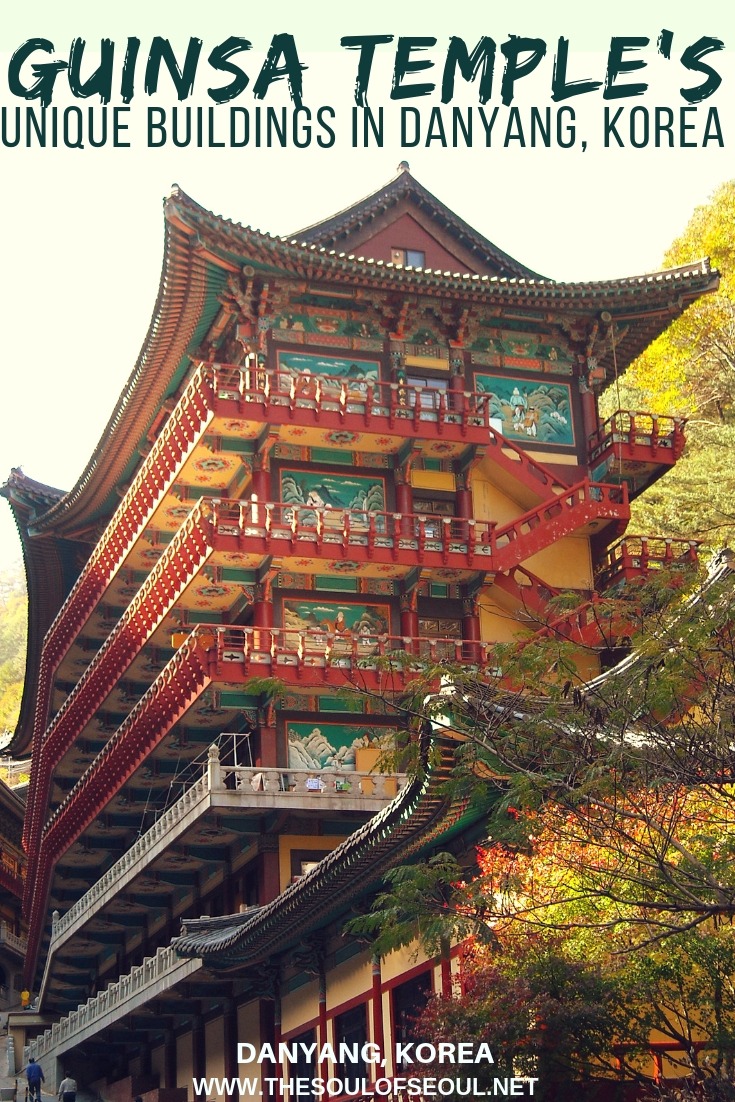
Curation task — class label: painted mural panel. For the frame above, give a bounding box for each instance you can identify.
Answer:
[474,374,575,447]
[470,330,574,374]
[279,469,386,529]
[282,598,391,653]
[286,721,395,771]
[276,350,381,392]
[274,312,382,340]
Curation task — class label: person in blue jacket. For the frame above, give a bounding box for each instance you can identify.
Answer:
[23,1057,45,1102]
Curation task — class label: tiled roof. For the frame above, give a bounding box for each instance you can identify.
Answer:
[174,728,465,967]
[292,162,544,279]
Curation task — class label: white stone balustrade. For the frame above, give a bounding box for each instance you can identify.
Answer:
[46,745,402,955]
[49,773,211,947]
[219,765,404,800]
[0,920,27,956]
[27,943,200,1063]
[28,746,404,1066]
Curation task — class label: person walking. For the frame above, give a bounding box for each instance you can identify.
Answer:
[22,1057,44,1102]
[57,1074,76,1102]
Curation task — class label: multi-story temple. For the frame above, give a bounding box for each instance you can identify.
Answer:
[0,775,26,1015]
[2,165,715,1097]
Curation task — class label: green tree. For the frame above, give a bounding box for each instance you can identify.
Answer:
[413,942,630,1100]
[602,181,735,544]
[349,563,735,1091]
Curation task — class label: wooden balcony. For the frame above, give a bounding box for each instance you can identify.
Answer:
[38,481,628,796]
[596,535,700,591]
[588,410,686,499]
[0,850,24,898]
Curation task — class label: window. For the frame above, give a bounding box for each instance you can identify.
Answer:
[392,972,432,1064]
[407,374,448,410]
[391,248,425,268]
[334,1004,369,1081]
[412,496,455,518]
[413,495,456,539]
[288,1028,316,1098]
[418,617,462,639]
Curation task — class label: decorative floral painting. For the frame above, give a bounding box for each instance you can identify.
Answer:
[274,313,381,339]
[474,374,575,447]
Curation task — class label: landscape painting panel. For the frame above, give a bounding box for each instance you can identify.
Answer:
[277,351,381,392]
[279,469,386,527]
[282,598,391,654]
[286,721,396,771]
[474,373,575,447]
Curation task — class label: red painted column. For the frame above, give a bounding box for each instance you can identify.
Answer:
[371,954,385,1080]
[580,382,599,461]
[455,482,472,519]
[440,939,452,997]
[252,466,271,501]
[449,369,465,415]
[462,597,482,662]
[318,969,329,1088]
[259,999,279,1102]
[455,478,472,541]
[273,987,283,1102]
[395,478,414,538]
[395,479,413,515]
[164,1029,177,1089]
[259,837,281,903]
[256,687,278,769]
[223,999,238,1102]
[254,594,274,628]
[253,582,275,743]
[400,593,419,651]
[192,1013,206,1081]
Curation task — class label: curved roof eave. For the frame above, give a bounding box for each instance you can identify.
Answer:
[0,470,68,754]
[174,728,469,968]
[25,187,720,543]
[28,195,217,540]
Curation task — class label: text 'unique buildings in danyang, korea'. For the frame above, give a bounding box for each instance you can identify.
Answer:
[2,166,717,1099]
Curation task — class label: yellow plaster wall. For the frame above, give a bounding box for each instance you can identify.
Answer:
[523,536,593,590]
[380,990,394,1071]
[237,1000,264,1088]
[469,476,521,526]
[573,649,602,681]
[410,471,456,493]
[380,944,434,983]
[278,834,346,893]
[282,977,319,1035]
[480,594,601,678]
[176,1032,193,1092]
[525,451,578,467]
[205,1016,226,1086]
[325,954,371,1013]
[478,597,533,644]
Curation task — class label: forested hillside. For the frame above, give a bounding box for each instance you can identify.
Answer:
[601,180,735,544]
[0,562,26,749]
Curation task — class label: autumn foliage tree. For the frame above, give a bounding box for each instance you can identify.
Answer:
[349,559,735,1094]
[602,180,735,543]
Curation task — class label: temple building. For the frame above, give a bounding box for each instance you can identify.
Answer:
[2,165,715,1097]
[0,774,26,1014]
